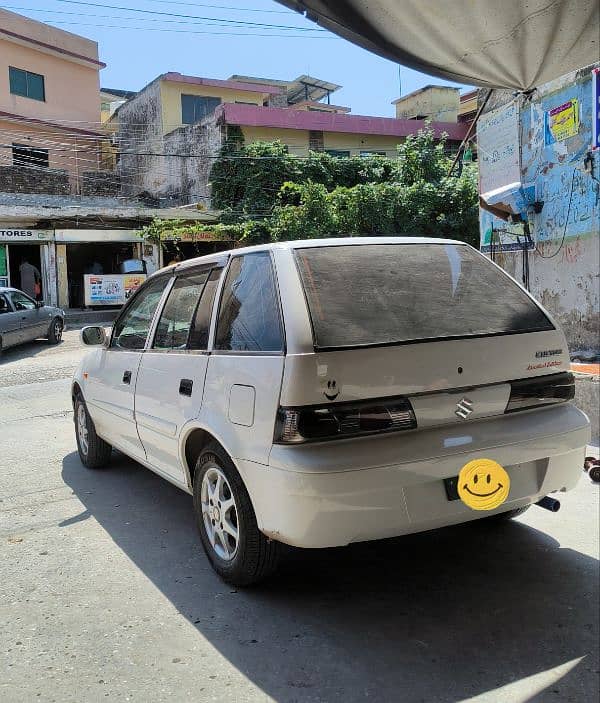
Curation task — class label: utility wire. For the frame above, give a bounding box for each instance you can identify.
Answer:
[50,0,326,31]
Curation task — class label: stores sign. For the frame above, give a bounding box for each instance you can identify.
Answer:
[0,229,53,241]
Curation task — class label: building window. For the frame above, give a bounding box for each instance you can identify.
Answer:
[12,144,49,169]
[326,149,351,158]
[9,67,45,101]
[181,94,222,124]
[359,151,387,157]
[309,130,324,152]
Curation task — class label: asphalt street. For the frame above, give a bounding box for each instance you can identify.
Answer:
[1,331,598,703]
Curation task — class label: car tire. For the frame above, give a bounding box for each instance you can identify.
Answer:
[47,317,63,344]
[589,464,600,483]
[193,442,281,586]
[486,505,531,521]
[74,395,112,469]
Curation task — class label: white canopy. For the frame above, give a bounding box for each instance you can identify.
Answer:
[279,0,599,90]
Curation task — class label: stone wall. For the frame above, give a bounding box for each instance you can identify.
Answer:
[0,165,70,195]
[81,171,121,197]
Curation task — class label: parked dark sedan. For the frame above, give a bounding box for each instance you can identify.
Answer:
[0,287,65,356]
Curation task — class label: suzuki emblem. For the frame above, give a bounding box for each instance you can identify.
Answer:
[455,397,474,419]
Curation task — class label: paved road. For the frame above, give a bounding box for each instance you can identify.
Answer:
[1,332,598,703]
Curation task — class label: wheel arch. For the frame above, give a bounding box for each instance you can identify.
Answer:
[180,424,241,493]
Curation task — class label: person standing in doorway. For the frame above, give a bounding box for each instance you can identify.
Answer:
[19,258,41,300]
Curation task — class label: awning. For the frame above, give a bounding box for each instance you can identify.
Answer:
[278,1,600,90]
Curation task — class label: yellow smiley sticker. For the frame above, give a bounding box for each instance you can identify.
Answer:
[457,458,510,511]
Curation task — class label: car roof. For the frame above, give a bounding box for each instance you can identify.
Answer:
[172,236,468,274]
[0,287,19,294]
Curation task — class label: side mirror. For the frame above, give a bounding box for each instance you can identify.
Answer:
[36,300,45,308]
[80,325,107,347]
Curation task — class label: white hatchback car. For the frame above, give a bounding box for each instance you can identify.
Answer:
[72,238,590,585]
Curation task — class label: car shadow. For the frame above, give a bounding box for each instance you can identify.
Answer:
[0,338,59,363]
[62,451,599,702]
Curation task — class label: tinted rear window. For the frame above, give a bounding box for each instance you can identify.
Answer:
[294,243,553,349]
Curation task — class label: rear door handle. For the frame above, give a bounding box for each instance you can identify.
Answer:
[179,379,193,396]
[122,370,132,384]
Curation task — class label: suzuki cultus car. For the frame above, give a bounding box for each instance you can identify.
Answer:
[72,239,590,584]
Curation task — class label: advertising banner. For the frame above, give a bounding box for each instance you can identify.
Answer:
[84,274,146,306]
[544,99,580,144]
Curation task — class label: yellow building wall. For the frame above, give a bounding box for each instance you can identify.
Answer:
[241,126,310,154]
[241,127,403,158]
[161,81,266,133]
[459,94,477,117]
[394,88,459,123]
[323,132,403,157]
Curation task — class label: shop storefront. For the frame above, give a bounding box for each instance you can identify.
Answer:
[159,230,233,267]
[54,230,160,309]
[0,229,56,304]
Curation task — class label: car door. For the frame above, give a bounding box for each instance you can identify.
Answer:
[200,252,286,466]
[84,274,171,461]
[8,290,46,343]
[134,266,223,483]
[0,293,21,349]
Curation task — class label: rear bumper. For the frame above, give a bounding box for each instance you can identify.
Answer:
[236,404,590,548]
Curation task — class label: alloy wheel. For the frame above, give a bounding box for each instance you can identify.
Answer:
[77,404,89,456]
[200,465,239,561]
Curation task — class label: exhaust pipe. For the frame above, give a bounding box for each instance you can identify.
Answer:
[536,496,561,512]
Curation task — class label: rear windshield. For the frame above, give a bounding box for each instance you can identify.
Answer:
[294,243,553,349]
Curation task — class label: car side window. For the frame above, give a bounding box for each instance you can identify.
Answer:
[215,253,283,352]
[188,268,222,350]
[152,271,209,350]
[10,291,36,311]
[111,276,170,350]
[0,294,11,314]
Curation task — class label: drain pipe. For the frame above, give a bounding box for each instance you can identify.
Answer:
[536,496,561,512]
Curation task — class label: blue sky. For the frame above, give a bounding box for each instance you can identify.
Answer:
[7,0,469,117]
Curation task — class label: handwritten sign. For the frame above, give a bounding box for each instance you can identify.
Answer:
[478,102,520,199]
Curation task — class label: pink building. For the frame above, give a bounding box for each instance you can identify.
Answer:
[0,8,106,191]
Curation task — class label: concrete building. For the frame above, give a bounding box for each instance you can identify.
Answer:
[0,9,109,194]
[112,72,468,207]
[477,63,599,352]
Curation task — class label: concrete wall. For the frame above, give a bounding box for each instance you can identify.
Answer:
[479,65,600,352]
[394,86,459,122]
[117,80,165,199]
[0,165,70,195]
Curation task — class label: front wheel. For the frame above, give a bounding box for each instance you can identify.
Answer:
[193,442,280,586]
[74,395,112,468]
[47,317,63,344]
[589,464,600,483]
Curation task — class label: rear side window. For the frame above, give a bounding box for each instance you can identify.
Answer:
[294,243,553,349]
[215,253,283,352]
[188,268,222,350]
[153,272,209,350]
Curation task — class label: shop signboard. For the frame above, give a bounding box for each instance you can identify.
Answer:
[0,229,53,241]
[84,274,146,306]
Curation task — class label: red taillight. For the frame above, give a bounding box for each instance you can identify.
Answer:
[505,372,575,413]
[275,397,417,444]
